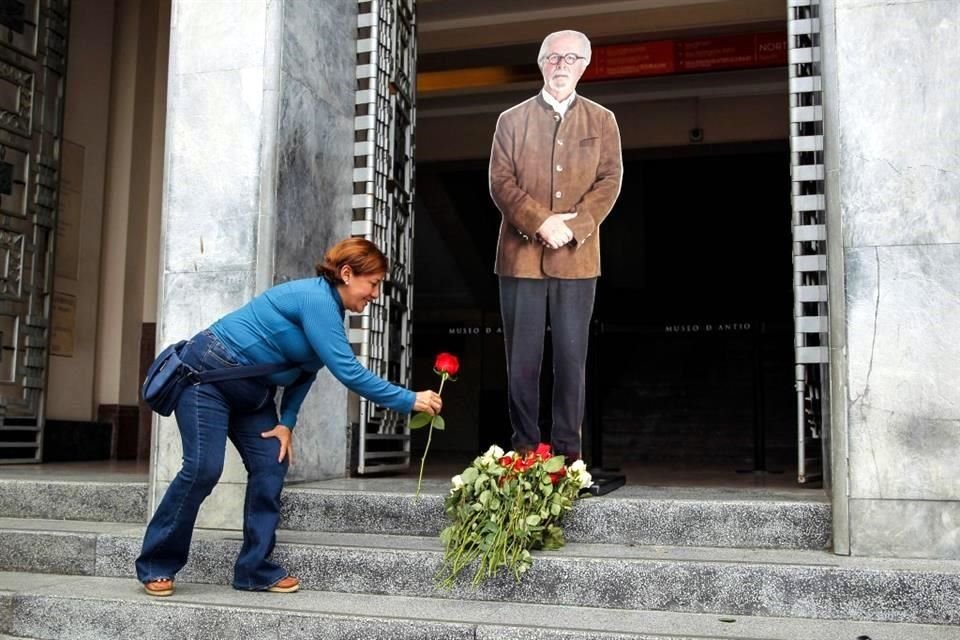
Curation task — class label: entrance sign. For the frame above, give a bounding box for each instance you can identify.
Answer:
[581,31,788,82]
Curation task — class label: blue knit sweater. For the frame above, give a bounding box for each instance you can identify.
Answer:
[208,277,414,428]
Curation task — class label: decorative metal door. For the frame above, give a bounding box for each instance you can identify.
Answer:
[351,0,416,473]
[0,0,69,463]
[788,0,829,485]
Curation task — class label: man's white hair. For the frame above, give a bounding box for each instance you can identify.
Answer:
[537,30,592,67]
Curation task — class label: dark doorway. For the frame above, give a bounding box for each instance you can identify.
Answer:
[411,142,794,476]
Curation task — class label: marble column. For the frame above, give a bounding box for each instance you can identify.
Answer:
[823,0,960,559]
[149,1,357,527]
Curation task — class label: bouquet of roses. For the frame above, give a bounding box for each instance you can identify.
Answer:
[437,443,593,588]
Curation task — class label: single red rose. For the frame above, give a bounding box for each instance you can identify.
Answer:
[499,455,514,467]
[534,443,552,459]
[433,352,460,377]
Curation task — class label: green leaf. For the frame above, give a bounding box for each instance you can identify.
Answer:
[525,514,541,526]
[409,412,431,429]
[462,467,479,484]
[543,526,566,550]
[543,456,565,473]
[431,415,446,430]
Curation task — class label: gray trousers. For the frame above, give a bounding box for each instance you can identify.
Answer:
[498,276,596,457]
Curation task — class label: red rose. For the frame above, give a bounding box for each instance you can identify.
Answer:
[534,443,552,460]
[434,352,460,377]
[499,455,514,467]
[549,466,567,485]
[413,353,461,498]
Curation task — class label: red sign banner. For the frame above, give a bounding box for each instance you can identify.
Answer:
[581,31,787,82]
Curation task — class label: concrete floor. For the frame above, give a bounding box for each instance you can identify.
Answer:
[0,460,149,482]
[0,457,825,497]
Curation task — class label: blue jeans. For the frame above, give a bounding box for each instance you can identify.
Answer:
[135,330,290,590]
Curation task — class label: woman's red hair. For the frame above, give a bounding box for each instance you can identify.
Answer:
[316,237,388,284]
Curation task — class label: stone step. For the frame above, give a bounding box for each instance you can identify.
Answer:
[0,479,147,523]
[0,476,831,550]
[2,571,958,640]
[3,518,958,627]
[280,480,832,550]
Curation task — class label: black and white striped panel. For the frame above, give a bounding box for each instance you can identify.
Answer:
[788,0,827,484]
[352,0,416,474]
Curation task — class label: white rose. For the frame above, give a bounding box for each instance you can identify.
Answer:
[484,444,505,459]
[570,460,587,473]
[578,470,593,489]
[451,474,464,489]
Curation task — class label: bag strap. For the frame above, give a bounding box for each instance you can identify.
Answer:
[192,362,289,384]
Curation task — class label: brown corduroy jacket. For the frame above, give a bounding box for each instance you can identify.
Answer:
[489,93,623,279]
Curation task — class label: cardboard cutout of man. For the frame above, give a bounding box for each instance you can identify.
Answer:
[489,30,623,461]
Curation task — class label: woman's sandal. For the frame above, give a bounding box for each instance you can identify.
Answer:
[266,575,300,593]
[144,578,174,597]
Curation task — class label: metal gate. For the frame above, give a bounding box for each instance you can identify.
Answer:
[351,0,416,474]
[788,0,829,485]
[0,0,69,463]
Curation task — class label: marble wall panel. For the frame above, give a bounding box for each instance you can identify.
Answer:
[850,498,960,559]
[153,1,359,522]
[835,0,960,247]
[845,245,960,501]
[170,0,268,75]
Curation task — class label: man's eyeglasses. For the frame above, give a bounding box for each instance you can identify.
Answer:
[543,53,586,66]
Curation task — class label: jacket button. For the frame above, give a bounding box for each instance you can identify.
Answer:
[557,139,564,145]
[555,191,562,198]
[556,165,563,172]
